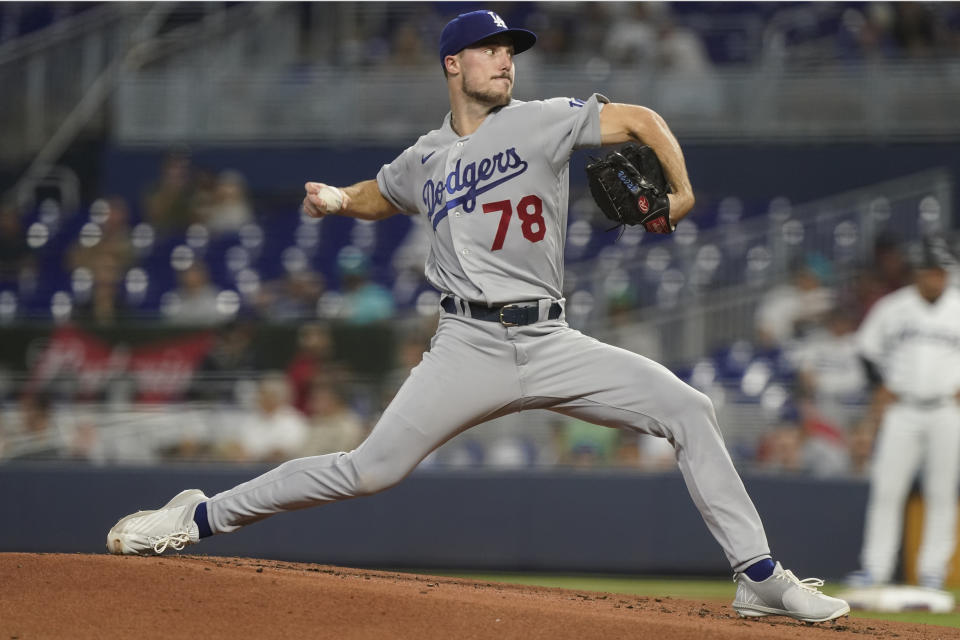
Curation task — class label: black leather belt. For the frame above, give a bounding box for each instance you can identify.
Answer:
[441,296,562,326]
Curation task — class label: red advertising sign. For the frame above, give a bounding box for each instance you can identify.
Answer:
[27,325,214,401]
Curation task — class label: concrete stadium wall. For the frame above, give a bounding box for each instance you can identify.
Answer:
[0,464,868,579]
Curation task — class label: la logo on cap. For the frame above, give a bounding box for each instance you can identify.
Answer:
[438,10,537,64]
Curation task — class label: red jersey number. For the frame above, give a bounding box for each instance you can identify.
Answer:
[481,195,545,251]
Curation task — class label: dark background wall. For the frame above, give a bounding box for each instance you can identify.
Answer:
[101,142,960,220]
[0,464,868,579]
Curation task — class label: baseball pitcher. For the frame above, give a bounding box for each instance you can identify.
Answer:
[107,10,848,623]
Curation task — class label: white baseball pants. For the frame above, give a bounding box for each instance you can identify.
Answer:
[860,401,960,586]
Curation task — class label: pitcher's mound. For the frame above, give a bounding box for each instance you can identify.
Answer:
[0,553,944,639]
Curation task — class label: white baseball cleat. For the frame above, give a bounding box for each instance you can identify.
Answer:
[732,562,851,623]
[106,489,208,556]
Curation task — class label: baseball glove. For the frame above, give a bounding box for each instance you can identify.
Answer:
[585,143,674,234]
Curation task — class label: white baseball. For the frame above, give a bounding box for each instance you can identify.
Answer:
[314,185,344,213]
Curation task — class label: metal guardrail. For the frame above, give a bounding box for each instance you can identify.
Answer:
[573,169,954,364]
[0,4,130,166]
[0,4,128,67]
[0,3,290,168]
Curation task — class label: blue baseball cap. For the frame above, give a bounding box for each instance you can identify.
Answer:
[439,10,537,65]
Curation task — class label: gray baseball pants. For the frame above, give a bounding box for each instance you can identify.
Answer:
[207,311,771,571]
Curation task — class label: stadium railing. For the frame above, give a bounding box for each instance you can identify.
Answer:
[113,62,960,145]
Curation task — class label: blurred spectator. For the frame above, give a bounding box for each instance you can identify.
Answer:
[639,434,679,470]
[802,428,851,478]
[302,381,366,455]
[655,13,719,118]
[847,422,876,479]
[389,219,432,307]
[192,320,259,403]
[755,257,835,348]
[255,269,325,322]
[397,329,431,372]
[68,196,134,275]
[142,150,199,236]
[610,430,678,470]
[199,169,255,236]
[757,407,852,477]
[73,254,128,327]
[893,2,939,58]
[422,436,485,468]
[756,419,805,474]
[656,14,712,74]
[849,235,911,322]
[603,3,658,67]
[387,21,430,67]
[377,323,433,415]
[0,201,32,286]
[165,261,223,326]
[286,322,334,415]
[568,2,614,64]
[485,436,538,468]
[220,372,309,462]
[839,4,898,61]
[794,307,868,433]
[190,168,218,224]
[611,430,644,467]
[3,394,65,461]
[595,292,662,362]
[337,251,394,325]
[519,6,576,68]
[872,235,912,292]
[557,417,620,468]
[62,412,104,463]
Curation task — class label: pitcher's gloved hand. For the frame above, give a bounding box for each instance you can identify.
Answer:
[585,143,674,234]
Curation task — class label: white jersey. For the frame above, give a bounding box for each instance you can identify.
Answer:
[856,284,960,399]
[796,329,867,399]
[377,94,608,305]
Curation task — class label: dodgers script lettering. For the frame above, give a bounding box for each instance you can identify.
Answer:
[422,148,529,222]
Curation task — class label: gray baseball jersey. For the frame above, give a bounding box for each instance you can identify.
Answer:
[856,284,960,586]
[206,94,773,572]
[377,94,606,305]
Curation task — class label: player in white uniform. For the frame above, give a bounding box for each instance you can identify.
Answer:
[106,10,848,623]
[851,238,960,589]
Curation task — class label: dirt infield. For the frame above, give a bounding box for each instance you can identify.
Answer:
[0,553,954,639]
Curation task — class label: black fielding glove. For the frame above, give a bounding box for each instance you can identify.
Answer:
[585,143,674,234]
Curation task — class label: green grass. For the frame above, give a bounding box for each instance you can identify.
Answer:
[427,571,960,629]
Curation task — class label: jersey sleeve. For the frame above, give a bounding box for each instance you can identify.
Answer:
[376,146,419,214]
[856,297,891,368]
[539,93,609,170]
